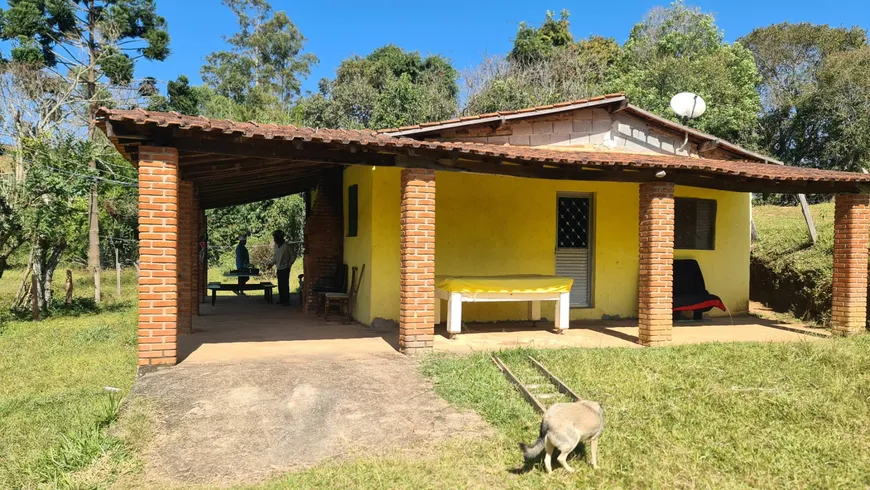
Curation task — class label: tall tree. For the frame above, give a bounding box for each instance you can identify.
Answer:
[464,12,620,115]
[297,44,458,129]
[740,23,869,169]
[611,1,761,143]
[146,75,204,115]
[201,0,316,123]
[0,0,170,302]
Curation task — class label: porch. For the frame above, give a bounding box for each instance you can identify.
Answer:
[177,295,825,364]
[95,107,870,367]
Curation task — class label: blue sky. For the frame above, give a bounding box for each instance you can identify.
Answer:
[2,0,870,95]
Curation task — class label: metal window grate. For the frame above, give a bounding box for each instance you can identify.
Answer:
[557,197,590,249]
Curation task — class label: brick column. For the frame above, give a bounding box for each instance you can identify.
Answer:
[400,168,435,353]
[190,191,201,317]
[832,194,870,336]
[177,181,194,335]
[199,209,208,304]
[302,169,344,313]
[638,182,675,346]
[138,147,179,366]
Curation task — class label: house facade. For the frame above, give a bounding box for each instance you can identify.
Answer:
[96,93,870,367]
[343,95,753,326]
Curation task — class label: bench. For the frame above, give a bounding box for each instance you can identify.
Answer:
[207,282,275,306]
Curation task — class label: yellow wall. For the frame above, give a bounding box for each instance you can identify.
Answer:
[345,167,750,324]
[342,166,373,323]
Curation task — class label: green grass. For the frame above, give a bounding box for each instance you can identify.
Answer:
[0,267,141,489]
[225,340,870,489]
[5,256,870,489]
[752,202,836,324]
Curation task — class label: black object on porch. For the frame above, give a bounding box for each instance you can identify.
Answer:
[673,259,726,320]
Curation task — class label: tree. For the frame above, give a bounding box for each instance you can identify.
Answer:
[10,135,92,311]
[740,23,869,169]
[463,12,620,115]
[509,10,573,64]
[0,0,171,302]
[297,44,458,129]
[200,0,316,123]
[611,1,761,143]
[146,75,204,115]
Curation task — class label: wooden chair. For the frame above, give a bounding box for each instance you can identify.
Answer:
[323,265,364,323]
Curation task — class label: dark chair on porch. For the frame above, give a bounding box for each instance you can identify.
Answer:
[673,259,726,321]
[323,265,365,323]
[314,264,348,315]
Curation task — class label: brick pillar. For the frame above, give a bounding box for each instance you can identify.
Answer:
[190,191,201,317]
[400,168,435,353]
[302,169,344,313]
[177,181,194,335]
[638,182,675,346]
[832,194,870,336]
[138,147,179,366]
[199,209,208,304]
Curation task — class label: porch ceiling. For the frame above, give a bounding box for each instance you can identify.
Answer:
[96,108,870,208]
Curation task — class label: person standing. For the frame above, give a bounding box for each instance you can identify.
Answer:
[235,234,250,296]
[266,230,292,306]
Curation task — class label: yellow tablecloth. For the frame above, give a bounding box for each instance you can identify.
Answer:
[435,275,574,294]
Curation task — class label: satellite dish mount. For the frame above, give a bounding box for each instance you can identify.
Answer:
[670,92,707,150]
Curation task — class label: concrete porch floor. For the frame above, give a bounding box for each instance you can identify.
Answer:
[180,294,828,364]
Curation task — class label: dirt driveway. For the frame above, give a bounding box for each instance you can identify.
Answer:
[130,352,488,487]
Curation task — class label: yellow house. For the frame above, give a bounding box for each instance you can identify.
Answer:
[98,93,870,367]
[341,95,758,328]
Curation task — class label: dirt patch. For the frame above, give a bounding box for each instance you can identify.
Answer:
[130,353,489,487]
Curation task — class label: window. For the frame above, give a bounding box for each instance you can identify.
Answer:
[557,196,590,249]
[675,198,716,250]
[347,184,358,237]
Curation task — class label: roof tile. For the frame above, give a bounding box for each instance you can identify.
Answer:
[94,107,870,186]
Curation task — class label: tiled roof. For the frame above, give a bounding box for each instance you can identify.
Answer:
[377,93,627,134]
[96,107,870,185]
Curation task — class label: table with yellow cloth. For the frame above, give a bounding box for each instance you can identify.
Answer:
[434,275,574,336]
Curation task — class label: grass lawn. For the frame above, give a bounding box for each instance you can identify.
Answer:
[751,202,835,324]
[4,260,870,489]
[0,267,143,489]
[241,340,870,489]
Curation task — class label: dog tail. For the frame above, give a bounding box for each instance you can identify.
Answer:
[519,421,549,460]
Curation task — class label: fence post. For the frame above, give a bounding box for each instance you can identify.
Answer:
[65,270,73,305]
[115,247,122,298]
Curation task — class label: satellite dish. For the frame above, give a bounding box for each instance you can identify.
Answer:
[670,92,707,119]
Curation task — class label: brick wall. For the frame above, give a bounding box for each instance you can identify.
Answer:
[302,168,344,312]
[638,182,675,346]
[177,181,194,334]
[137,147,179,366]
[399,168,435,353]
[832,194,870,336]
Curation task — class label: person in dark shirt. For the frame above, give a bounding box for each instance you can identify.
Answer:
[235,235,250,295]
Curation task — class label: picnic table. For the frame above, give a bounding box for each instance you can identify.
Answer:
[207,282,275,305]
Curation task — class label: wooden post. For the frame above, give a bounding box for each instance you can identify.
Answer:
[65,270,73,305]
[115,247,122,299]
[798,194,818,245]
[31,274,39,321]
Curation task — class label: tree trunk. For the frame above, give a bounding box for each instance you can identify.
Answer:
[65,270,74,305]
[87,0,101,303]
[42,243,64,308]
[115,247,121,298]
[13,256,33,310]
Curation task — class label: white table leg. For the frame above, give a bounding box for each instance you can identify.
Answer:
[447,292,462,338]
[555,292,570,332]
[529,301,542,322]
[434,296,441,325]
